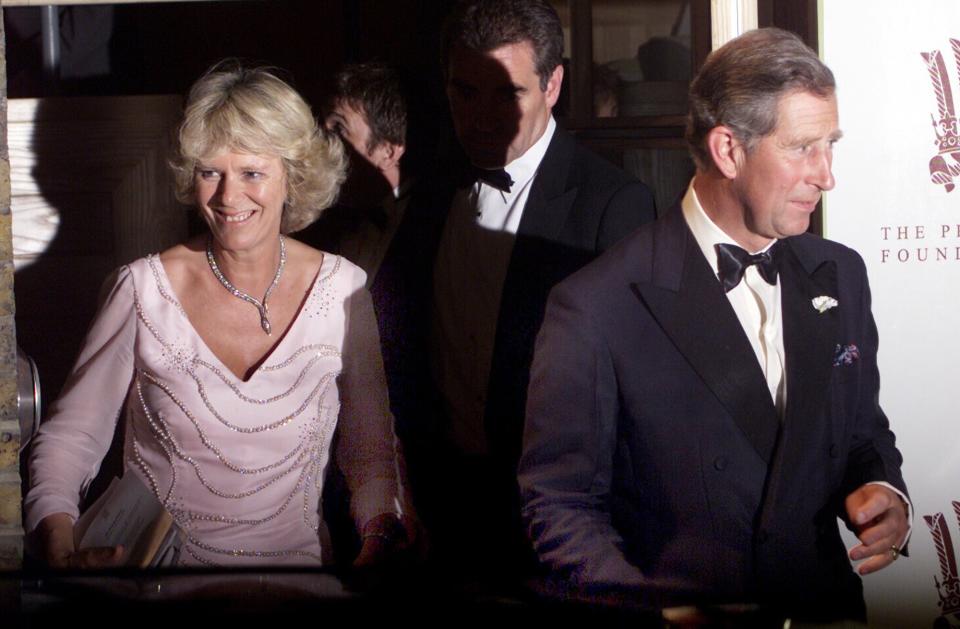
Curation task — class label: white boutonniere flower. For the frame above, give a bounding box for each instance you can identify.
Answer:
[812,296,838,313]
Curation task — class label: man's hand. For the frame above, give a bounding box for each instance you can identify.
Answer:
[845,484,909,575]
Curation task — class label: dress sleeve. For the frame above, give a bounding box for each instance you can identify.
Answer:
[23,265,138,533]
[334,264,411,532]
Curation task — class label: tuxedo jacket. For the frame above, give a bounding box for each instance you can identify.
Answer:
[518,204,907,618]
[370,125,656,560]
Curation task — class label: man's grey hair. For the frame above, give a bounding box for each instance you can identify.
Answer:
[686,27,836,170]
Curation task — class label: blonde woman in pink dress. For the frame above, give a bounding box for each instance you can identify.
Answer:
[24,64,413,568]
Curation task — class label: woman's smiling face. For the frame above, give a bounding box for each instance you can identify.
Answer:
[195,149,287,253]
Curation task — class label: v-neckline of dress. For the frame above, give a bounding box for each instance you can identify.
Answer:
[148,252,338,383]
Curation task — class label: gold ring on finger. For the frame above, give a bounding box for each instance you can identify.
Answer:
[889,545,900,561]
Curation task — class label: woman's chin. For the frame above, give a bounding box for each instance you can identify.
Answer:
[206,217,283,253]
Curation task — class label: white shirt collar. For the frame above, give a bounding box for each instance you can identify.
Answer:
[393,177,414,200]
[494,115,556,195]
[681,177,778,279]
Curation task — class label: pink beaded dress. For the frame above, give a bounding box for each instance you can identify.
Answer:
[25,253,406,566]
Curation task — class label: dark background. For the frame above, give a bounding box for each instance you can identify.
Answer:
[5,0,454,110]
[2,0,819,404]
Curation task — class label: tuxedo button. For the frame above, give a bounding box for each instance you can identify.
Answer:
[829,444,840,458]
[713,456,728,471]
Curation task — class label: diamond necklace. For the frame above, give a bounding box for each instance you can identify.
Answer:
[206,235,286,335]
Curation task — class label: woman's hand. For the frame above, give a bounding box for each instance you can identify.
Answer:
[36,512,125,569]
[353,513,426,568]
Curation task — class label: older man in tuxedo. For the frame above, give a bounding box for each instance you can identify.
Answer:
[519,28,909,620]
[379,0,656,580]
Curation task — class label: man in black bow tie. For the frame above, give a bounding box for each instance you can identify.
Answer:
[379,0,656,584]
[519,27,909,621]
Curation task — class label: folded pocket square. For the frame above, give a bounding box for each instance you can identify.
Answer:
[833,343,860,367]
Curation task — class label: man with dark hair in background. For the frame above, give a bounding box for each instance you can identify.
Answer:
[378,0,656,586]
[519,28,910,620]
[305,62,412,286]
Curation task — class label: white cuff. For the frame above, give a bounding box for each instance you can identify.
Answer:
[866,481,912,549]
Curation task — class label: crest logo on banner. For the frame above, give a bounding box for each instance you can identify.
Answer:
[924,501,960,626]
[922,39,960,192]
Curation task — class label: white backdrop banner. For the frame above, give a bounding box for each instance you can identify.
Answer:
[823,1,960,626]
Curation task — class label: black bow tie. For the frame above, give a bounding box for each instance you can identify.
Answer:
[715,242,781,293]
[459,165,514,193]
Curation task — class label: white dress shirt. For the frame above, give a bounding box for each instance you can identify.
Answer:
[681,179,911,548]
[432,117,557,455]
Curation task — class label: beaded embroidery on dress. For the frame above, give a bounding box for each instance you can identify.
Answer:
[24,252,404,567]
[121,253,391,566]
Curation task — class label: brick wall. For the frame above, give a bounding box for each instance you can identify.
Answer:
[0,8,23,571]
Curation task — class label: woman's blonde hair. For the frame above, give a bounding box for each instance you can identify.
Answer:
[171,62,346,233]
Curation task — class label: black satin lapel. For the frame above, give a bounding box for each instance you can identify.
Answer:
[779,244,839,434]
[516,185,577,243]
[633,240,780,464]
[372,178,453,302]
[757,242,839,532]
[485,188,576,464]
[515,127,576,243]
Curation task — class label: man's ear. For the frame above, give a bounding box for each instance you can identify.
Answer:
[374,142,406,172]
[706,125,743,180]
[544,64,564,108]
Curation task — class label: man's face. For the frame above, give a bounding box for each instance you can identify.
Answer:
[446,41,562,168]
[326,99,393,170]
[325,99,395,205]
[729,90,841,251]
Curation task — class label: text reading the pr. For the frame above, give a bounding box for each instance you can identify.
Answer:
[879,224,960,263]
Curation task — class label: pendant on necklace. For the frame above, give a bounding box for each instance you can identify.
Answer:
[206,236,286,336]
[260,308,271,335]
